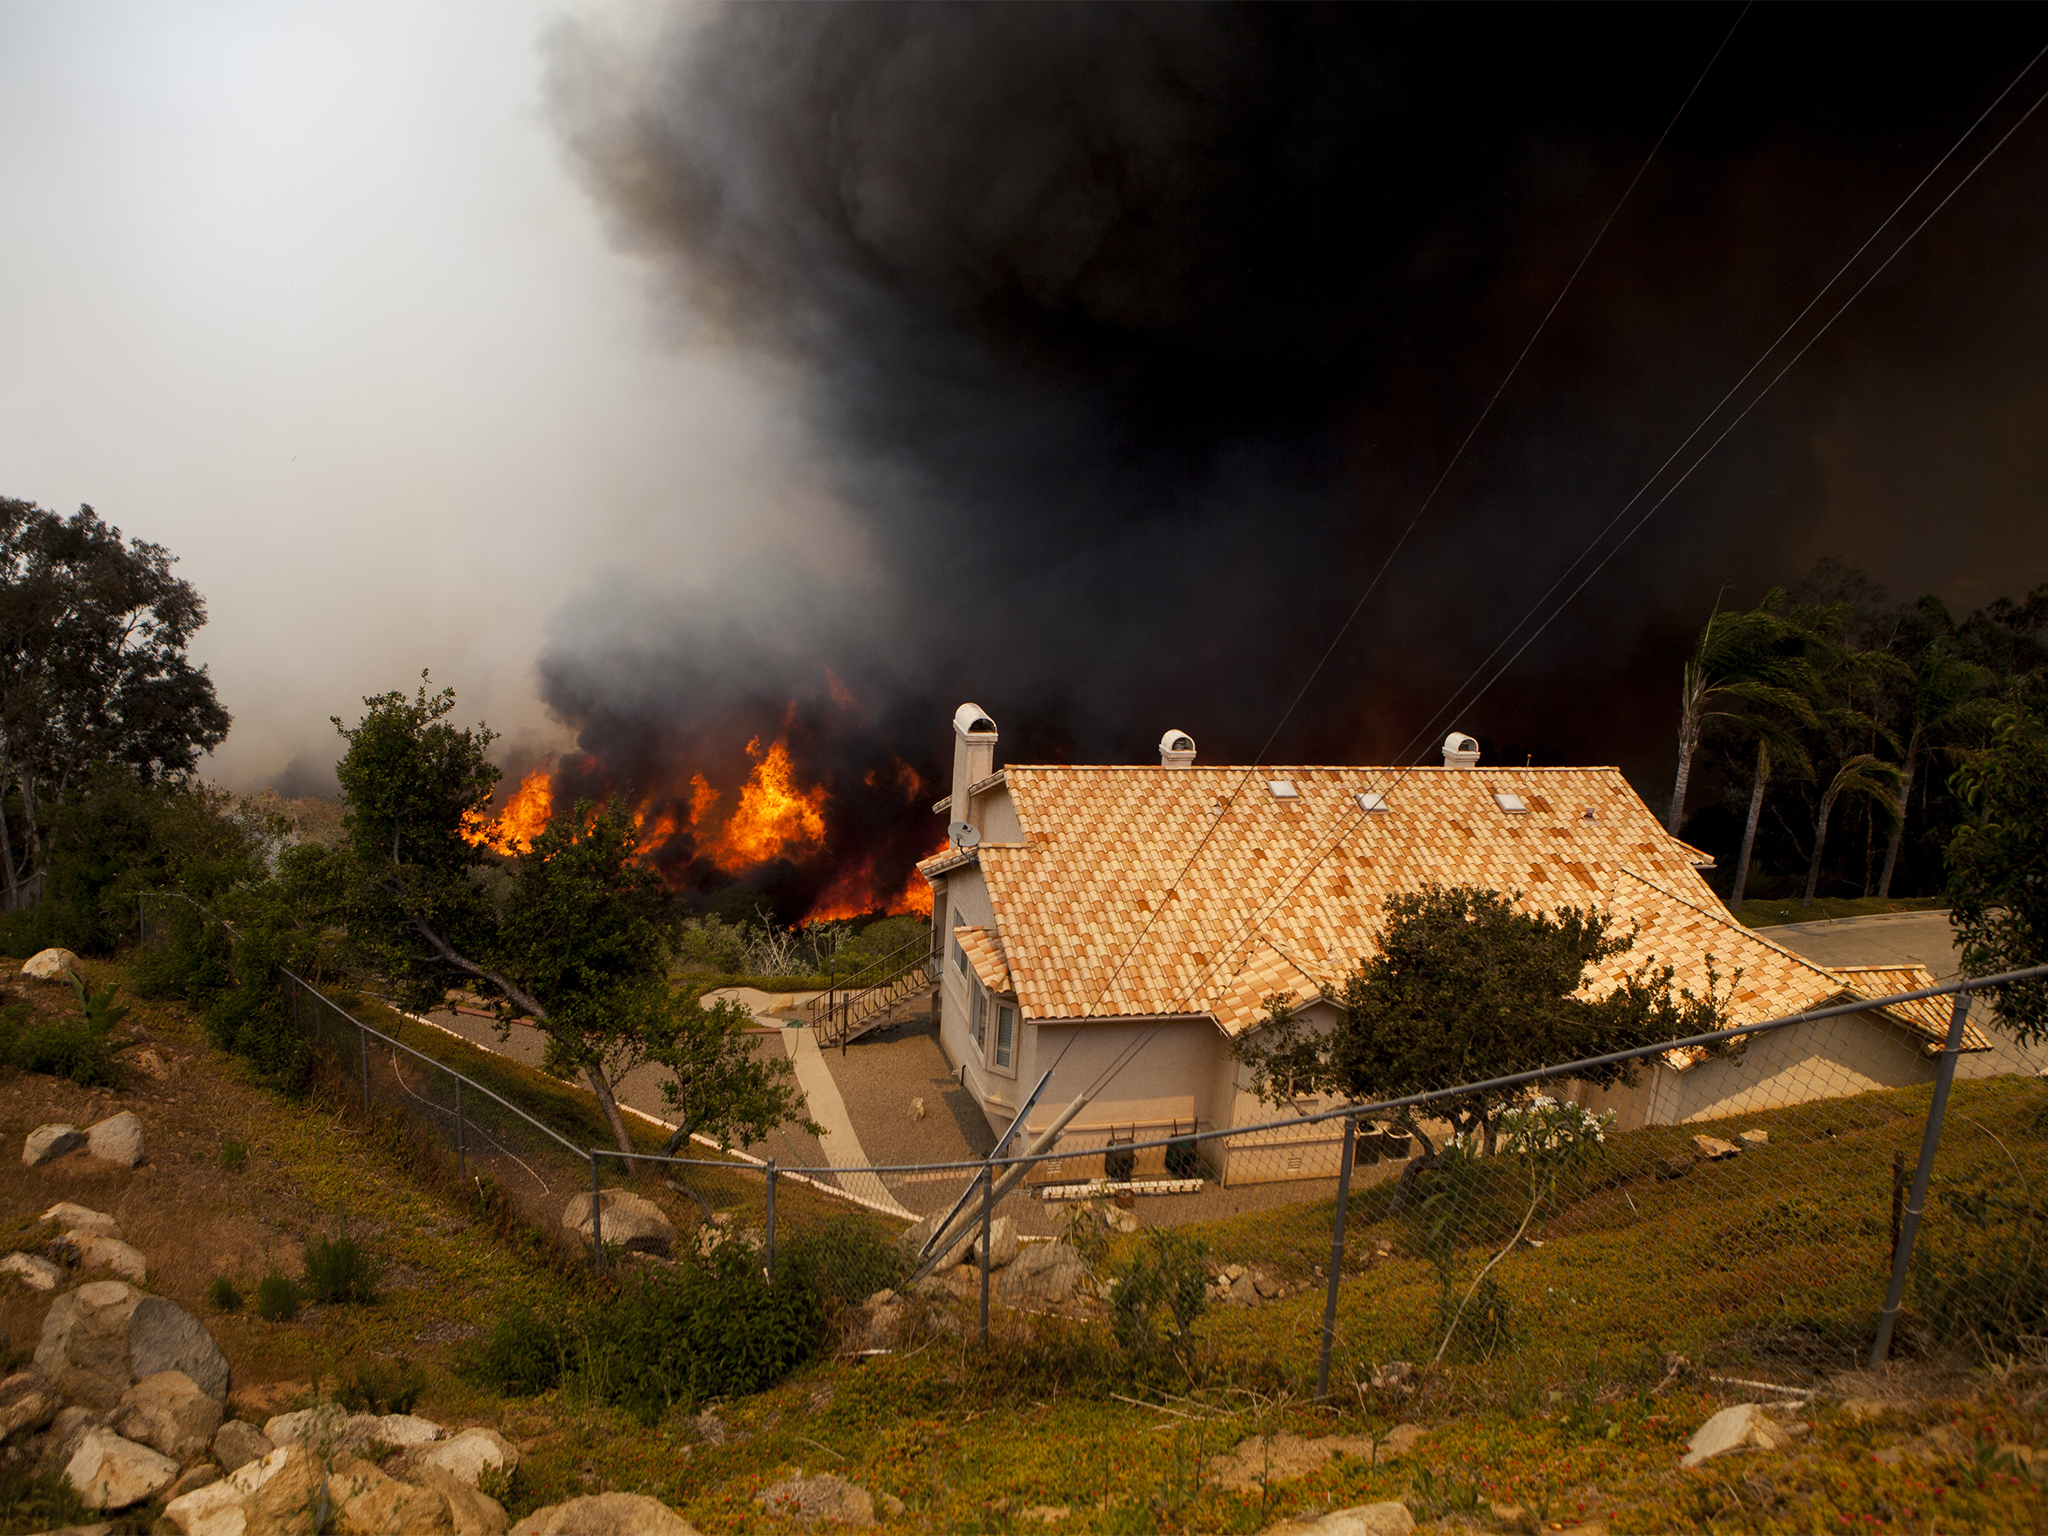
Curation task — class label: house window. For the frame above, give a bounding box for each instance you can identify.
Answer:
[952,914,969,976]
[994,1003,1015,1069]
[972,977,988,1047]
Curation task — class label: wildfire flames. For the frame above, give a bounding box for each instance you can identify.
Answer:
[462,726,937,923]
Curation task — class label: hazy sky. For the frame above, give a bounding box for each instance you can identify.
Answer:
[0,1,847,792]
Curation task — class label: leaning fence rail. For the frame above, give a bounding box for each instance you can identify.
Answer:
[133,889,2048,1390]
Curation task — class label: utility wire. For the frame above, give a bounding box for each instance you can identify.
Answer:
[1077,31,2048,1109]
[1046,8,1750,1087]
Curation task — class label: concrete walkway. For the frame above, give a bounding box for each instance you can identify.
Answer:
[780,1027,910,1215]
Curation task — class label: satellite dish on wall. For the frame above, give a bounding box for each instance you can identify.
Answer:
[949,821,982,849]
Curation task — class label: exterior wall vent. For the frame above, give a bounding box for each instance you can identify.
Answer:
[1159,729,1197,768]
[1442,733,1481,768]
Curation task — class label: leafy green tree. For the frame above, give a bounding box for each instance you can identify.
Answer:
[1236,886,1730,1165]
[0,500,231,895]
[1946,705,2048,1035]
[1875,608,1993,898]
[648,993,817,1157]
[1800,753,1902,908]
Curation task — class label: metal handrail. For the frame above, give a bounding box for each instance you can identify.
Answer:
[805,934,937,1027]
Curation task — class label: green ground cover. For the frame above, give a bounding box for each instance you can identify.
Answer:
[1733,896,1947,929]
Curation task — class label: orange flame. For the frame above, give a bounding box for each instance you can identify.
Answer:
[462,768,554,854]
[705,736,827,872]
[803,844,940,922]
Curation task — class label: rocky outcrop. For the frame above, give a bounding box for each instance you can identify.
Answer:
[995,1241,1087,1304]
[65,1427,182,1510]
[109,1370,222,1461]
[87,1111,145,1168]
[330,1452,457,1535]
[510,1492,703,1536]
[35,1281,231,1408]
[561,1191,676,1258]
[24,1123,86,1166]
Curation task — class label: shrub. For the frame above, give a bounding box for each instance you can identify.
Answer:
[1912,1176,2048,1353]
[1107,1228,1210,1375]
[253,1273,302,1321]
[459,1310,570,1397]
[778,1212,910,1310]
[206,1276,244,1312]
[337,1361,426,1415]
[219,1137,249,1173]
[303,1234,380,1305]
[0,1003,126,1089]
[0,1462,90,1534]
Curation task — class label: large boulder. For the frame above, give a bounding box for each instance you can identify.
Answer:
[22,946,82,981]
[510,1492,703,1536]
[214,1418,275,1473]
[65,1427,181,1510]
[35,1281,231,1408]
[87,1111,146,1168]
[110,1370,223,1461]
[897,1208,974,1272]
[405,1426,519,1487]
[24,1123,86,1166]
[970,1217,1019,1271]
[0,1367,59,1443]
[161,1441,303,1536]
[44,1201,121,1238]
[264,1403,442,1454]
[37,1405,104,1470]
[412,1463,513,1536]
[72,1235,148,1284]
[561,1191,675,1258]
[996,1241,1088,1304]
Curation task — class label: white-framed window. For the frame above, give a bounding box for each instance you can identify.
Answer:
[972,976,988,1047]
[993,1002,1015,1070]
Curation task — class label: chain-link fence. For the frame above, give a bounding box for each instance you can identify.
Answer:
[134,891,2048,1394]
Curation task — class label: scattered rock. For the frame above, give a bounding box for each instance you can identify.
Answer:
[241,1443,334,1534]
[405,1426,519,1487]
[896,1208,973,1272]
[64,1427,181,1510]
[1228,1275,1258,1306]
[24,1123,87,1166]
[1370,1362,1417,1397]
[214,1418,275,1473]
[908,1097,925,1120]
[1108,1208,1140,1234]
[1252,1271,1284,1300]
[264,1403,443,1453]
[2,1252,63,1291]
[995,1241,1087,1304]
[1261,1500,1416,1536]
[86,1112,145,1168]
[161,1441,301,1536]
[509,1491,703,1535]
[1692,1135,1741,1161]
[1022,1507,1070,1525]
[167,1463,222,1499]
[971,1216,1019,1271]
[39,1406,106,1471]
[38,1282,231,1409]
[849,1293,905,1352]
[331,1451,456,1535]
[133,1047,171,1080]
[754,1471,877,1524]
[1210,1427,1426,1493]
[1739,1129,1770,1148]
[23,947,83,980]
[691,1408,728,1446]
[0,1367,59,1442]
[1681,1403,1787,1467]
[561,1191,676,1258]
[412,1462,514,1536]
[1656,1155,1694,1180]
[110,1370,223,1461]
[71,1235,147,1284]
[43,1202,121,1238]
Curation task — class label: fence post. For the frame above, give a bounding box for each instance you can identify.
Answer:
[455,1078,466,1183]
[590,1155,605,1275]
[359,1021,372,1116]
[1316,1111,1361,1403]
[764,1161,778,1282]
[979,1162,994,1346]
[1870,987,1974,1367]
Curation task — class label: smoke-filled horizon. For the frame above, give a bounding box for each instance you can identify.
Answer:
[524,4,2048,915]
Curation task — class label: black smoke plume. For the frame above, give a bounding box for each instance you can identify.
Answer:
[537,3,2048,917]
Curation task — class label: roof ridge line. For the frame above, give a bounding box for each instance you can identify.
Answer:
[1613,864,1843,986]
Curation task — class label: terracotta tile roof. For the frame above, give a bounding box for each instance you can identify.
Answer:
[937,764,1919,1038]
[1830,965,1992,1053]
[954,926,1012,994]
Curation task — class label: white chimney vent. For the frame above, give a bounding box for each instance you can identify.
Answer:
[1159,729,1196,768]
[949,703,999,845]
[1442,732,1481,769]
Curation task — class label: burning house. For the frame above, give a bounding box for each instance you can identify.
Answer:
[919,703,2008,1186]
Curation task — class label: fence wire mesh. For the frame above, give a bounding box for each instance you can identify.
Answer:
[135,891,2048,1395]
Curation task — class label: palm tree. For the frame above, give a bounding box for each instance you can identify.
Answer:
[1727,715,1818,910]
[1874,623,1992,898]
[1802,754,1903,907]
[1667,591,1821,833]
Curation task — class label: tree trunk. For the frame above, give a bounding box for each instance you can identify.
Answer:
[1667,695,1702,833]
[1875,735,1918,899]
[1386,1119,1439,1216]
[0,791,17,901]
[1728,741,1770,909]
[1802,781,1846,908]
[17,772,40,874]
[584,1062,637,1162]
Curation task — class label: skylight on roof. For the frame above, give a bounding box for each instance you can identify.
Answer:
[1267,779,1299,800]
[1355,791,1388,813]
[1494,791,1529,814]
